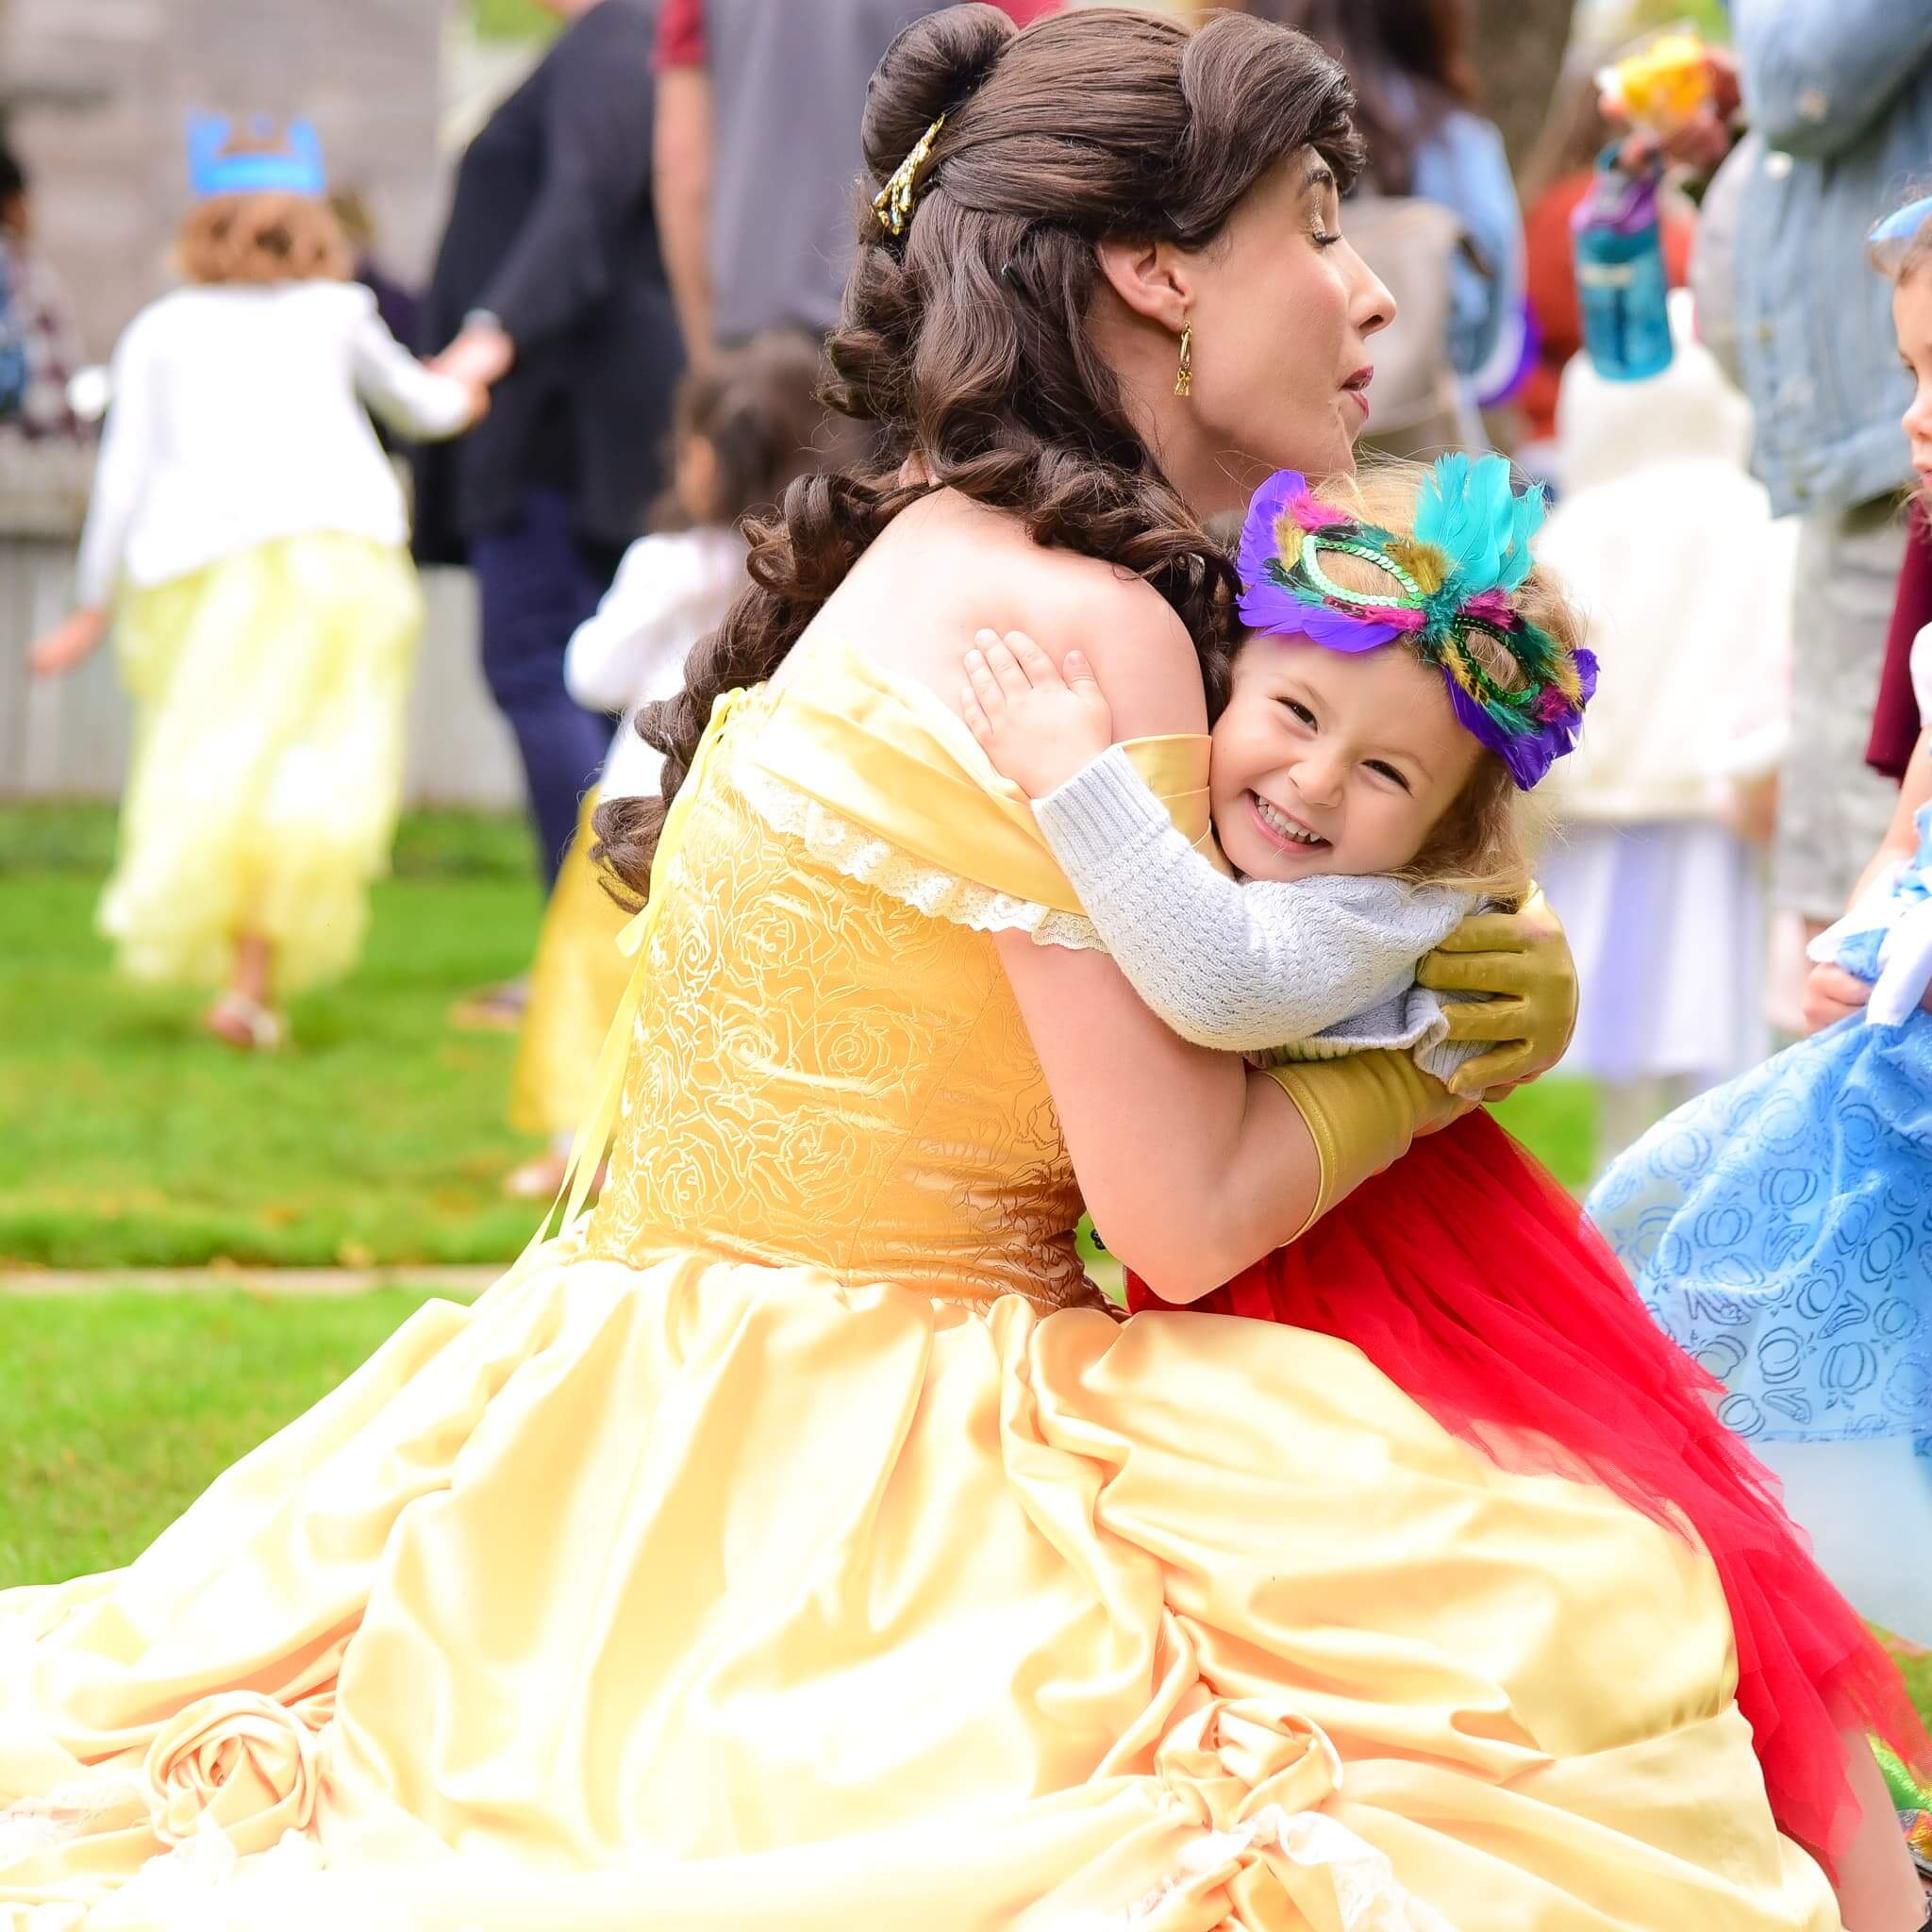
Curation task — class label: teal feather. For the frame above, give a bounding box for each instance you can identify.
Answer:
[1414,453,1545,594]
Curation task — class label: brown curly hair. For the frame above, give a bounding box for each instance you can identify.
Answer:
[654,331,853,532]
[593,3,1363,899]
[176,190,351,287]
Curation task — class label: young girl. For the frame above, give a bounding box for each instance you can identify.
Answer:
[503,332,828,1198]
[26,117,478,1048]
[963,453,1928,1922]
[1589,195,1932,1657]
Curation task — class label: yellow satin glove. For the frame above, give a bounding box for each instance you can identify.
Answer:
[1415,885,1578,1099]
[1261,1049,1469,1241]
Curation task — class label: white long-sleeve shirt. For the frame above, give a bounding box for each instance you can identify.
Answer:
[564,526,748,801]
[76,280,473,605]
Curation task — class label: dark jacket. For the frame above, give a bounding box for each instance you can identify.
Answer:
[415,0,681,561]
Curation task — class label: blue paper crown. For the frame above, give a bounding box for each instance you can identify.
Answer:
[186,113,327,202]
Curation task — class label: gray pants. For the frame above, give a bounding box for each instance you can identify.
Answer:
[1772,497,1907,924]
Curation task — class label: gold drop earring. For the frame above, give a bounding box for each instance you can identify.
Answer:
[1174,323,1193,399]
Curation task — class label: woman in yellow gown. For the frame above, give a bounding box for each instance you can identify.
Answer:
[0,11,1860,1929]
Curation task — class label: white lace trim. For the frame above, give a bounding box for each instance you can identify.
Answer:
[0,1773,146,1867]
[734,756,1107,953]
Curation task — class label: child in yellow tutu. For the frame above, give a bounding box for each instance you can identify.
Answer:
[27,116,480,1048]
[503,331,827,1196]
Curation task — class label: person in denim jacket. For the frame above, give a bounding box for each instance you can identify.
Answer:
[1726,3,1932,932]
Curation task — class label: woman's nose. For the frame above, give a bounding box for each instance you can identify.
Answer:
[1343,242,1395,341]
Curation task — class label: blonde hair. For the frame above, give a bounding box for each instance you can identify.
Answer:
[176,175,350,287]
[1241,456,1576,907]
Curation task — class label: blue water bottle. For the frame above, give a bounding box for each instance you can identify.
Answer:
[1572,147,1674,381]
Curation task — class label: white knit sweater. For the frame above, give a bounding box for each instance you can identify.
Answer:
[76,281,474,605]
[1032,745,1483,1081]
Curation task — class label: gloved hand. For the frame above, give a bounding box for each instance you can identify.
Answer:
[1416,886,1578,1100]
[1263,1049,1471,1240]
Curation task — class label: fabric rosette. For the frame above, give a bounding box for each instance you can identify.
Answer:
[141,1690,329,1857]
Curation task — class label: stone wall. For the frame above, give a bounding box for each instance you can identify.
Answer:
[3,0,446,359]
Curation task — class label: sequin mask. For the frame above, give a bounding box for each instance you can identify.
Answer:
[1236,455,1596,791]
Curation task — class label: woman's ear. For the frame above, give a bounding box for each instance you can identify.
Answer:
[1092,234,1193,332]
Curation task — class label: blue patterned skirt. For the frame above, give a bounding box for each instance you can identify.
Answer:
[1587,1012,1932,1454]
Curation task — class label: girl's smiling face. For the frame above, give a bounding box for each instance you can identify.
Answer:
[1208,635,1480,881]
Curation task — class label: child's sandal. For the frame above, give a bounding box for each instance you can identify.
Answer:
[205,992,287,1052]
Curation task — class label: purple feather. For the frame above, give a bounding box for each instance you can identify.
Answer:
[1238,471,1308,593]
[1238,577,1404,650]
[1443,672,1576,791]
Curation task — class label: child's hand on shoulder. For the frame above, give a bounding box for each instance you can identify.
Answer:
[959,627,1112,799]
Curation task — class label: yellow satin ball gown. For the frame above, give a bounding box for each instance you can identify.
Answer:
[508,788,634,1141]
[0,639,1840,1929]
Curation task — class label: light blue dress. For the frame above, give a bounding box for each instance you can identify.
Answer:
[1587,805,1932,1637]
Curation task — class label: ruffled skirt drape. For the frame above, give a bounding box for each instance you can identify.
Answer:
[2,1235,1839,1930]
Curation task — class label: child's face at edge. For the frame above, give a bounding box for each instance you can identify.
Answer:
[1897,270,1932,497]
[1208,635,1481,881]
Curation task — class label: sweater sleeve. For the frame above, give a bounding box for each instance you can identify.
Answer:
[348,300,475,441]
[75,313,158,608]
[564,532,737,713]
[1031,743,1471,1054]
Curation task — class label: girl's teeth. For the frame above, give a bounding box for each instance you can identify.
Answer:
[1256,795,1323,845]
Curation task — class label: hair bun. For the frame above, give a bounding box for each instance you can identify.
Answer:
[862,3,1015,185]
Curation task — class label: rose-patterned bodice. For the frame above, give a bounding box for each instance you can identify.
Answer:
[583,641,1215,1312]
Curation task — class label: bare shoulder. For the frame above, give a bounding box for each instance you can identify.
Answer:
[849,495,1208,737]
[1019,548,1207,740]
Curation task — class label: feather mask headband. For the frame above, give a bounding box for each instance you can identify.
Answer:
[1236,454,1596,791]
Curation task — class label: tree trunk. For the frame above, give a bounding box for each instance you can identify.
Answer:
[1470,0,1578,174]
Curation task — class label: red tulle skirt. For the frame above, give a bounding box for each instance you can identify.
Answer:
[1125,1108,1929,1870]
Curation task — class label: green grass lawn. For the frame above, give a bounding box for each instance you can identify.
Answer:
[1,805,546,1270]
[0,1288,443,1589]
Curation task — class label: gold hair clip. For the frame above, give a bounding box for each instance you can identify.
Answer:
[872,114,945,238]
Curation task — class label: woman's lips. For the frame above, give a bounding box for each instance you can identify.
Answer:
[1342,366,1374,421]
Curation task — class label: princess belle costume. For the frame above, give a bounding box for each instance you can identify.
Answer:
[0,639,1841,1928]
